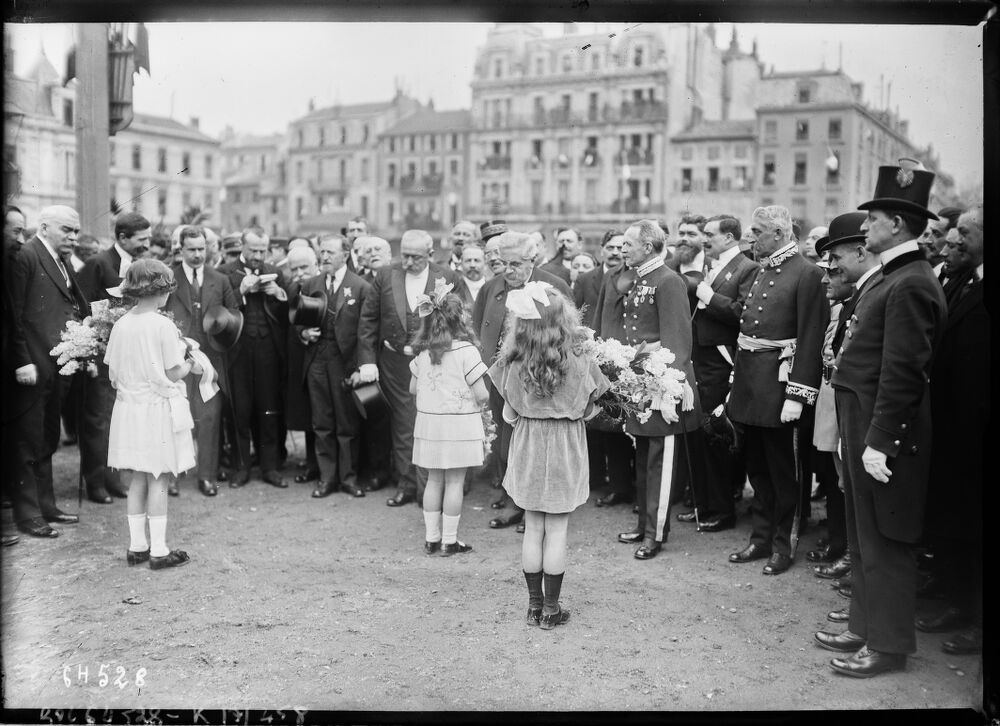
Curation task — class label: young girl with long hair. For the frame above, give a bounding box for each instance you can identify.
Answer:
[409,281,490,555]
[105,259,200,570]
[488,282,609,629]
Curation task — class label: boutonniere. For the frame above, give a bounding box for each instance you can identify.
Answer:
[724,271,733,282]
[343,287,353,298]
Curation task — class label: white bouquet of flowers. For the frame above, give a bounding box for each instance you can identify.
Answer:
[49,298,132,377]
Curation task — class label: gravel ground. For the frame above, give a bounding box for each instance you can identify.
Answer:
[0,439,984,714]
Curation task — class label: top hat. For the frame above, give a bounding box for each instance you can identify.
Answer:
[203,305,244,353]
[289,291,327,327]
[858,165,938,220]
[480,220,508,242]
[351,381,389,420]
[815,212,868,256]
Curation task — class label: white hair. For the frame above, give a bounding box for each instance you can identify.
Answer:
[752,205,793,237]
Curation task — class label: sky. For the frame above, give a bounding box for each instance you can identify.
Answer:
[7,21,985,190]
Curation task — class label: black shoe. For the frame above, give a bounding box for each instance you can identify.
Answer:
[168,481,179,497]
[676,510,697,523]
[341,483,365,498]
[262,471,289,488]
[830,647,906,678]
[424,540,441,555]
[526,607,542,627]
[387,490,416,507]
[363,474,388,492]
[698,514,735,533]
[87,488,113,505]
[490,493,510,509]
[198,480,218,497]
[942,627,982,655]
[617,528,643,544]
[729,543,771,563]
[836,583,853,599]
[489,509,524,529]
[43,510,79,524]
[634,538,662,560]
[807,544,846,563]
[915,607,971,634]
[762,552,792,575]
[229,470,250,489]
[149,549,190,570]
[814,553,851,579]
[294,469,320,484]
[312,481,338,498]
[814,630,865,653]
[539,607,570,630]
[441,541,472,556]
[2,534,19,546]
[16,518,59,538]
[827,608,850,624]
[126,549,150,566]
[596,491,632,507]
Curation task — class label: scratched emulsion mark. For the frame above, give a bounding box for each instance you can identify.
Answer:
[579,23,644,51]
[93,167,190,223]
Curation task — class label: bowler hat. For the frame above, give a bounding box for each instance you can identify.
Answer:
[480,220,508,242]
[351,381,389,420]
[203,305,244,353]
[858,165,938,220]
[815,212,868,256]
[289,291,327,327]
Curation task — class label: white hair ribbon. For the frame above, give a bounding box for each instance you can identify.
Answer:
[505,280,552,320]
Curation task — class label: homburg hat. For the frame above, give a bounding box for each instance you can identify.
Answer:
[480,220,508,242]
[289,291,327,328]
[815,212,868,256]
[203,305,244,353]
[858,162,938,220]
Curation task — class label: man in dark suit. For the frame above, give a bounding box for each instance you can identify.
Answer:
[297,234,372,499]
[218,225,290,489]
[575,230,633,509]
[817,165,947,678]
[537,227,578,285]
[164,226,239,497]
[435,220,478,271]
[284,246,321,484]
[673,215,759,532]
[666,214,708,307]
[6,206,90,537]
[473,231,572,529]
[358,230,461,506]
[2,206,27,543]
[727,205,828,575]
[594,219,701,560]
[345,217,369,274]
[455,243,487,310]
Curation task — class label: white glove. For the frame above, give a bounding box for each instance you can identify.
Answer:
[862,446,892,483]
[779,399,803,423]
[358,363,379,383]
[15,364,38,386]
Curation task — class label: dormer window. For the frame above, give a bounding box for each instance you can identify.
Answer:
[797,82,813,103]
[494,57,503,78]
[562,53,573,73]
[634,46,644,67]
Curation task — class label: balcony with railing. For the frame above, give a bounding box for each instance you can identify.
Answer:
[477,155,512,172]
[399,172,444,195]
[308,178,352,194]
[473,100,668,130]
[581,150,601,170]
[614,148,655,166]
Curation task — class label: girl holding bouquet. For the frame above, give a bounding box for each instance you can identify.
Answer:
[105,259,200,570]
[489,282,609,630]
[409,282,490,556]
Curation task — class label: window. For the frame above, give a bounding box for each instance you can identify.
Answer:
[591,52,600,71]
[681,168,692,192]
[828,118,842,140]
[132,145,142,170]
[389,137,396,153]
[271,197,279,215]
[797,85,811,103]
[339,159,347,181]
[451,133,459,150]
[764,120,777,143]
[361,158,369,182]
[561,93,571,111]
[430,135,436,151]
[63,98,74,127]
[763,154,776,186]
[449,159,458,178]
[680,146,693,161]
[319,127,325,146]
[132,182,143,211]
[428,160,437,176]
[182,152,191,174]
[494,57,503,78]
[363,125,369,143]
[826,151,841,186]
[233,190,242,204]
[531,139,543,160]
[205,154,213,178]
[64,151,74,188]
[298,129,304,147]
[409,135,416,152]
[734,166,748,190]
[341,126,347,144]
[562,54,573,72]
[707,146,720,161]
[316,159,324,182]
[588,92,599,120]
[387,201,395,225]
[796,120,809,141]
[708,167,719,192]
[387,163,396,188]
[794,153,808,185]
[296,197,304,220]
[109,142,116,167]
[634,46,644,67]
[157,148,167,173]
[734,144,748,159]
[157,189,167,217]
[533,96,545,122]
[535,57,545,75]
[296,161,303,184]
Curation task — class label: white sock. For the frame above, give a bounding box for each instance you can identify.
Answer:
[127,514,148,552]
[442,514,461,545]
[148,515,169,557]
[423,511,442,542]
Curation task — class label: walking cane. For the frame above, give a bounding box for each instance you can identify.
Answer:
[78,370,86,509]
[679,424,702,530]
[789,423,803,558]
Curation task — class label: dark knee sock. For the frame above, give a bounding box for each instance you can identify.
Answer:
[542,572,564,613]
[524,571,543,610]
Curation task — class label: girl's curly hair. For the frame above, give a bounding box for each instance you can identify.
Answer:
[410,293,478,365]
[119,258,178,299]
[498,287,586,398]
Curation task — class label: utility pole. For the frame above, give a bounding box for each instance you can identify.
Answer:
[74,23,111,237]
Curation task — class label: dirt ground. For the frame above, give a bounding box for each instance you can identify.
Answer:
[0,437,985,714]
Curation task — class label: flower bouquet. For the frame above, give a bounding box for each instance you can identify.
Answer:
[482,406,498,457]
[579,327,693,429]
[50,299,130,376]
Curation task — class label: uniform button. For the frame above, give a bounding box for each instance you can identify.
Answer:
[752,334,758,338]
[754,320,759,325]
[910,445,918,454]
[632,326,637,330]
[748,293,753,298]
[776,269,781,274]
[901,423,908,430]
[633,314,638,319]
[753,280,759,286]
[758,306,763,311]
[893,440,901,446]
[769,281,775,286]
[762,293,767,299]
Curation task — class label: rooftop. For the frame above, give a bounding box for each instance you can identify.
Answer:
[382,109,472,136]
[128,113,220,144]
[296,98,400,123]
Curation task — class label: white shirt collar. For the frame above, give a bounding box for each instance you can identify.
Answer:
[679,249,705,275]
[181,261,203,284]
[38,235,63,264]
[856,265,880,290]
[636,255,664,277]
[114,242,133,264]
[878,239,920,267]
[464,276,486,298]
[976,263,984,281]
[714,245,743,269]
[404,266,430,309]
[328,265,347,290]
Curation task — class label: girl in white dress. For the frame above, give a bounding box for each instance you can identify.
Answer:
[105,259,200,570]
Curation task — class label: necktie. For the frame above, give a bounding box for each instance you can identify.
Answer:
[56,255,71,288]
[192,268,201,299]
[326,275,333,294]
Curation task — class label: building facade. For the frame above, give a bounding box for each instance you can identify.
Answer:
[219,132,286,236]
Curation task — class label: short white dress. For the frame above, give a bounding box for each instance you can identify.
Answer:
[105,309,196,478]
[410,341,489,469]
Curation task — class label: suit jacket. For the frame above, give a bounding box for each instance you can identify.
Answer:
[692,252,760,349]
[538,258,572,286]
[357,261,460,366]
[164,263,239,395]
[79,245,123,302]
[297,268,372,377]
[665,256,705,313]
[832,249,947,541]
[218,258,289,364]
[573,266,607,329]
[455,277,484,311]
[472,267,572,366]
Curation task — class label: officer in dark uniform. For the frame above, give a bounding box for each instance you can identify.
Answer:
[727,205,827,575]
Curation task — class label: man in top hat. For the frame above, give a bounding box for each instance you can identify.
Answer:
[218,225,291,489]
[296,233,372,499]
[473,231,571,529]
[538,227,580,286]
[164,225,240,497]
[6,205,90,537]
[817,164,947,678]
[726,205,828,575]
[358,230,461,506]
[593,219,700,559]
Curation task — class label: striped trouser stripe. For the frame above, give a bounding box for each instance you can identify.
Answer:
[653,435,675,541]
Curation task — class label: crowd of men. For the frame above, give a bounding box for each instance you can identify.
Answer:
[1,158,985,678]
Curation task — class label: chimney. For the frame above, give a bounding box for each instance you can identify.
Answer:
[563,23,577,36]
[189,116,200,130]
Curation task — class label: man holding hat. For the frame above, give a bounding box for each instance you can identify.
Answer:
[164,225,240,497]
[819,164,947,678]
[296,234,372,499]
